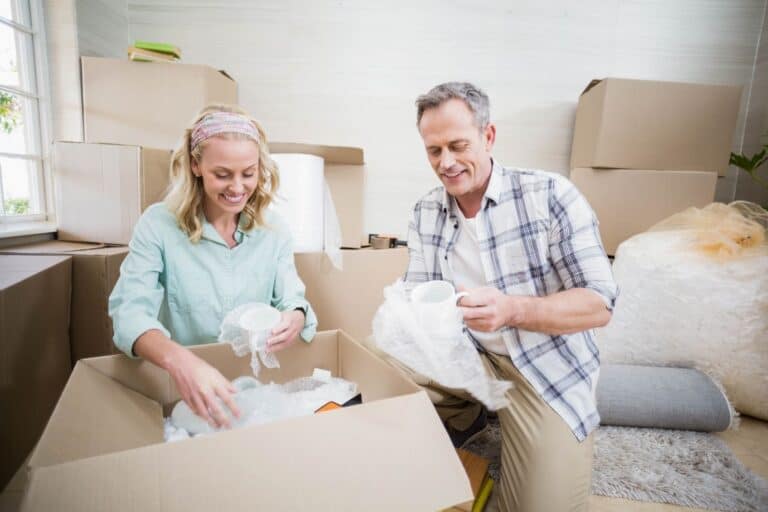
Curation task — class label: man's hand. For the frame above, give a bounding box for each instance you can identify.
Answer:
[457,286,531,332]
[266,309,305,353]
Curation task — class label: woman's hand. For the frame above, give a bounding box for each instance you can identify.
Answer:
[266,309,305,353]
[164,346,241,429]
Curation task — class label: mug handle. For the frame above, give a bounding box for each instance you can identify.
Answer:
[454,291,469,305]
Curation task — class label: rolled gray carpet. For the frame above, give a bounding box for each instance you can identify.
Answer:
[597,365,733,432]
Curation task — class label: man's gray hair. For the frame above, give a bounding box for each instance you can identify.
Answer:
[415,82,490,129]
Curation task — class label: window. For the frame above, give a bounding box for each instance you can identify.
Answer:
[0,0,50,224]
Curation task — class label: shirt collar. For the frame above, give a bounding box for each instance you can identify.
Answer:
[201,213,252,246]
[440,157,503,213]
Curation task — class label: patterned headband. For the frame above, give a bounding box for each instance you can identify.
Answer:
[190,111,259,151]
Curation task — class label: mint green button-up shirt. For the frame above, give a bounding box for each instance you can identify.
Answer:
[109,202,317,356]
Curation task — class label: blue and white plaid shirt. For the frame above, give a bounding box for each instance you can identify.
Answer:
[404,160,617,441]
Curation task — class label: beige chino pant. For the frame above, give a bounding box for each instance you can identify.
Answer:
[377,347,594,512]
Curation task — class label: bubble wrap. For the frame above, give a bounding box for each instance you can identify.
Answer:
[167,372,358,439]
[371,280,511,410]
[218,303,281,376]
[596,230,768,420]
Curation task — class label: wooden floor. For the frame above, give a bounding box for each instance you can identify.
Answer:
[2,417,767,511]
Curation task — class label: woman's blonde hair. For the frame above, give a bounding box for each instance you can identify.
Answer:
[164,104,279,242]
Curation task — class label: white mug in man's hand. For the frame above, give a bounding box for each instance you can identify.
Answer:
[411,280,469,306]
[410,280,468,327]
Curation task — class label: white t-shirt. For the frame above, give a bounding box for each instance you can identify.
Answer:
[451,208,509,355]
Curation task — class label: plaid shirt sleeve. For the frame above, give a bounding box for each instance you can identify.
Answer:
[547,176,618,310]
[404,201,432,284]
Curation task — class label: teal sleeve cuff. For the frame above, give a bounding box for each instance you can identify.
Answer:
[115,319,170,359]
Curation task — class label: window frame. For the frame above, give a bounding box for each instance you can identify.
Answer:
[0,0,54,230]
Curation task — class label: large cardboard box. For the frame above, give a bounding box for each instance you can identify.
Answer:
[295,248,408,342]
[272,142,366,249]
[0,255,72,490]
[0,241,128,364]
[20,331,472,511]
[570,78,742,175]
[81,57,237,149]
[571,167,717,255]
[54,141,171,244]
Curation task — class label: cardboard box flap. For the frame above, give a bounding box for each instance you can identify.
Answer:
[80,332,343,406]
[217,69,235,81]
[75,246,131,257]
[0,255,71,288]
[29,362,163,469]
[338,330,420,400]
[270,142,363,165]
[23,392,471,511]
[581,78,603,95]
[0,241,106,254]
[78,354,176,405]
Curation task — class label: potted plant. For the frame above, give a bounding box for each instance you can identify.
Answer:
[730,143,768,210]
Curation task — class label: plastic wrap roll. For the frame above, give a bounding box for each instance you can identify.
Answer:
[271,153,343,269]
[271,153,325,252]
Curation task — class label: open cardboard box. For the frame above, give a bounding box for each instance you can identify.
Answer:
[20,331,471,511]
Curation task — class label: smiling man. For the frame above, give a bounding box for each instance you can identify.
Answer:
[404,82,618,511]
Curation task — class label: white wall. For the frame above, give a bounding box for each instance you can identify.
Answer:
[76,0,130,58]
[43,0,129,142]
[123,1,766,235]
[735,6,768,206]
[43,0,82,142]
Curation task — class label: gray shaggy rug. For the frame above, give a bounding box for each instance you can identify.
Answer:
[463,419,768,511]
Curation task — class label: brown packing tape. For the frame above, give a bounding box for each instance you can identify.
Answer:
[371,236,396,249]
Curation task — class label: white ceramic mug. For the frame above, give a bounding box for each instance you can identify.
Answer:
[239,303,282,351]
[411,280,469,306]
[411,280,468,327]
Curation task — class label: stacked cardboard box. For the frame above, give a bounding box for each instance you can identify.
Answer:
[81,57,237,149]
[0,256,72,490]
[569,78,742,255]
[54,142,171,245]
[0,242,129,364]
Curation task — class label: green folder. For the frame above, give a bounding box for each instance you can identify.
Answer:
[133,41,181,59]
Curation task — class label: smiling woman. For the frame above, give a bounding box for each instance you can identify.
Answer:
[109,104,317,432]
